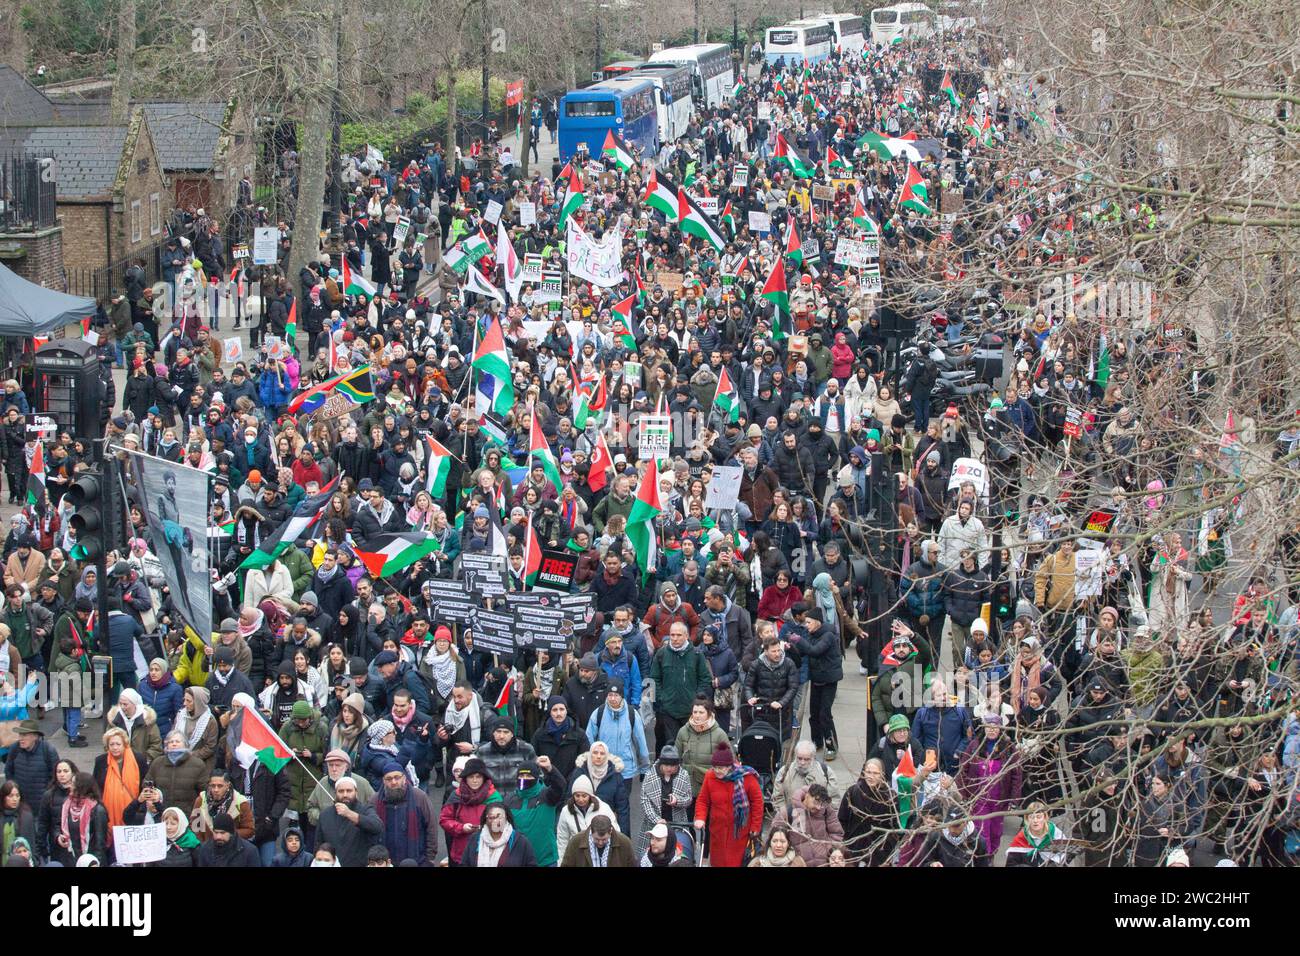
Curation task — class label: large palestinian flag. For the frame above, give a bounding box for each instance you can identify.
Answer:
[25,441,45,508]
[239,479,339,570]
[677,189,726,252]
[773,133,816,179]
[341,259,375,299]
[229,706,294,773]
[529,415,563,493]
[558,167,584,228]
[424,436,454,498]
[761,258,790,341]
[625,458,662,584]
[352,532,443,578]
[644,169,679,221]
[713,367,740,423]
[784,219,804,266]
[473,315,515,416]
[601,129,635,172]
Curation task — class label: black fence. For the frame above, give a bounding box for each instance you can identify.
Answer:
[65,235,173,301]
[0,155,57,232]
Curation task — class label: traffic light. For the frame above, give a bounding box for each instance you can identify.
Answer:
[67,474,105,563]
[993,580,1013,620]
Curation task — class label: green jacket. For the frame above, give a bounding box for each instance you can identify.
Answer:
[674,719,729,795]
[278,714,327,812]
[649,643,713,720]
[591,492,634,535]
[279,546,315,597]
[503,770,563,866]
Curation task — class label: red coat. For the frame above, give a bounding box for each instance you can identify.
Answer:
[757,584,802,622]
[694,768,763,867]
[292,458,324,488]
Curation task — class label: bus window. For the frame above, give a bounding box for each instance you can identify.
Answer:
[873,10,898,23]
[768,30,797,44]
[566,100,616,117]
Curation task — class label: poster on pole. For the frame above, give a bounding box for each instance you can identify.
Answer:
[484,200,503,226]
[946,457,988,496]
[536,268,564,303]
[466,607,515,655]
[859,263,882,295]
[112,824,167,864]
[392,216,411,248]
[423,580,476,622]
[834,237,878,268]
[637,414,672,460]
[518,201,537,226]
[223,338,243,364]
[747,211,771,234]
[733,164,750,187]
[511,601,572,652]
[461,552,508,598]
[704,464,743,510]
[521,253,544,283]
[125,451,211,639]
[535,549,578,592]
[252,228,279,266]
[566,220,625,287]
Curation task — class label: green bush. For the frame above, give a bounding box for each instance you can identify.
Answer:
[339,72,506,155]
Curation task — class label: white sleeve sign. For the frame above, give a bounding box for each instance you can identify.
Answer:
[637,413,672,460]
[223,338,243,363]
[704,465,744,510]
[566,220,625,288]
[946,457,988,495]
[112,823,167,864]
[484,200,503,225]
[518,201,537,226]
[748,211,772,233]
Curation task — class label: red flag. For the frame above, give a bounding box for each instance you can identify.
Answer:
[588,432,614,492]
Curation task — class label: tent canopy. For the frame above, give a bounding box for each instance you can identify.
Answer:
[0,262,97,337]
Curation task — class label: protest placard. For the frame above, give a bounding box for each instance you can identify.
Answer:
[467,607,515,655]
[252,227,279,265]
[484,200,503,225]
[518,201,537,226]
[638,413,672,460]
[946,457,989,495]
[112,824,167,864]
[704,465,743,510]
[748,211,771,233]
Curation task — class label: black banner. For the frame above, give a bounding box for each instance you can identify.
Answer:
[536,548,578,592]
[466,606,515,655]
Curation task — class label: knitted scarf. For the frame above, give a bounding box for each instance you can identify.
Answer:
[101,750,141,829]
[723,763,759,838]
[376,790,423,860]
[61,796,97,855]
[1009,657,1044,714]
[477,824,513,867]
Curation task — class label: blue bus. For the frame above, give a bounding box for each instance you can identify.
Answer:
[558,77,659,164]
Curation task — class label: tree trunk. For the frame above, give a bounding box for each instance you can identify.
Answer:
[519,78,533,176]
[288,14,335,282]
[444,69,458,155]
[110,0,136,124]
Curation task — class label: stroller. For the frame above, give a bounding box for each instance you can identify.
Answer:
[737,717,784,815]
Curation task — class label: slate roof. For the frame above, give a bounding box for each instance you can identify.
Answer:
[137,101,228,171]
[0,66,58,123]
[0,125,129,200]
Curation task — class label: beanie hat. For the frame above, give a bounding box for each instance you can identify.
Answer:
[570,774,595,796]
[461,757,488,779]
[658,745,681,764]
[300,591,319,606]
[546,695,566,710]
[343,692,366,716]
[291,700,314,719]
[213,646,236,666]
[379,759,406,777]
[578,652,599,670]
[349,656,368,677]
[886,714,910,734]
[710,742,734,767]
[212,812,236,835]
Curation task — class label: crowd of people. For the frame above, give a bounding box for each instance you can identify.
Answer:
[1,24,1297,871]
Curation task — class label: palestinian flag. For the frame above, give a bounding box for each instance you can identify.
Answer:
[683,161,697,189]
[341,259,376,299]
[731,78,746,98]
[827,144,852,173]
[492,672,515,712]
[239,479,338,571]
[334,366,374,405]
[1094,332,1111,388]
[478,415,509,450]
[644,169,679,221]
[284,299,298,351]
[462,229,493,263]
[852,195,878,234]
[760,258,790,341]
[677,188,726,252]
[588,431,614,492]
[713,366,740,423]
[610,296,638,348]
[898,165,931,214]
[25,441,45,508]
[574,374,607,429]
[773,133,816,179]
[229,706,293,773]
[352,532,443,578]
[497,219,524,301]
[558,166,584,228]
[522,511,542,587]
[1005,822,1065,866]
[896,88,915,115]
[464,265,506,305]
[625,458,662,584]
[424,436,454,498]
[940,70,960,108]
[858,130,926,162]
[473,316,516,417]
[784,219,804,266]
[633,270,649,306]
[719,200,736,235]
[602,129,635,172]
[529,415,563,492]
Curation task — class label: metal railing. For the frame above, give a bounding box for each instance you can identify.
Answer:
[0,154,58,232]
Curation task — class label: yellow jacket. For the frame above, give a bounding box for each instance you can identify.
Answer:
[1033,550,1077,612]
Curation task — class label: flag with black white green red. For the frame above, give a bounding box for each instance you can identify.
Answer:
[784,219,804,266]
[472,315,515,417]
[610,296,638,348]
[940,70,960,108]
[523,511,542,587]
[601,129,635,172]
[529,414,563,493]
[633,270,649,306]
[239,478,339,571]
[852,195,878,234]
[677,188,726,252]
[558,166,584,228]
[896,88,915,115]
[25,440,44,508]
[341,259,376,299]
[683,162,697,189]
[827,144,852,173]
[229,705,294,773]
[625,458,662,584]
[773,133,816,179]
[731,77,746,98]
[719,200,736,235]
[898,165,931,214]
[424,436,454,498]
[352,532,444,578]
[643,168,680,221]
[713,366,740,423]
[761,257,790,341]
[462,229,493,263]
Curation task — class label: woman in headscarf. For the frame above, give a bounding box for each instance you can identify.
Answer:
[330,603,364,659]
[140,658,184,737]
[570,741,630,835]
[151,806,199,867]
[106,688,163,762]
[519,648,566,741]
[172,685,218,772]
[327,692,370,764]
[92,727,147,835]
[74,566,98,604]
[808,572,842,643]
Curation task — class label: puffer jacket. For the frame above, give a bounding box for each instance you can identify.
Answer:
[942,564,990,627]
[742,649,799,709]
[567,756,630,835]
[674,717,730,794]
[474,735,538,790]
[775,786,846,866]
[901,557,945,620]
[438,780,502,865]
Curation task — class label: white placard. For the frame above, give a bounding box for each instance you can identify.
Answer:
[566,220,625,288]
[733,164,750,187]
[840,81,852,97]
[82,330,100,346]
[695,196,719,217]
[946,457,988,496]
[392,215,411,247]
[637,413,672,460]
[232,244,249,260]
[223,338,243,364]
[704,464,743,510]
[1074,547,1103,599]
[112,823,167,864]
[834,237,879,268]
[747,211,772,233]
[803,238,820,259]
[522,253,544,283]
[484,200,503,225]
[252,227,279,265]
[859,263,882,294]
[518,201,537,226]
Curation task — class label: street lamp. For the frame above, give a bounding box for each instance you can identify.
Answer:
[594,2,610,81]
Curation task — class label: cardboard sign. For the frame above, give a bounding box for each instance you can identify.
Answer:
[522,253,544,282]
[704,464,743,510]
[757,103,773,120]
[747,211,772,233]
[518,201,536,226]
[26,415,56,436]
[623,361,642,384]
[946,457,988,495]
[252,227,279,265]
[834,237,878,268]
[1063,406,1085,439]
[657,271,685,292]
[264,337,287,360]
[637,413,672,460]
[113,824,167,864]
[812,183,836,202]
[858,264,882,295]
[1085,510,1116,534]
[537,268,564,303]
[536,549,578,592]
[392,215,412,247]
[840,80,853,97]
[223,338,243,363]
[484,200,503,225]
[733,164,750,187]
[1074,547,1104,599]
[802,237,820,259]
